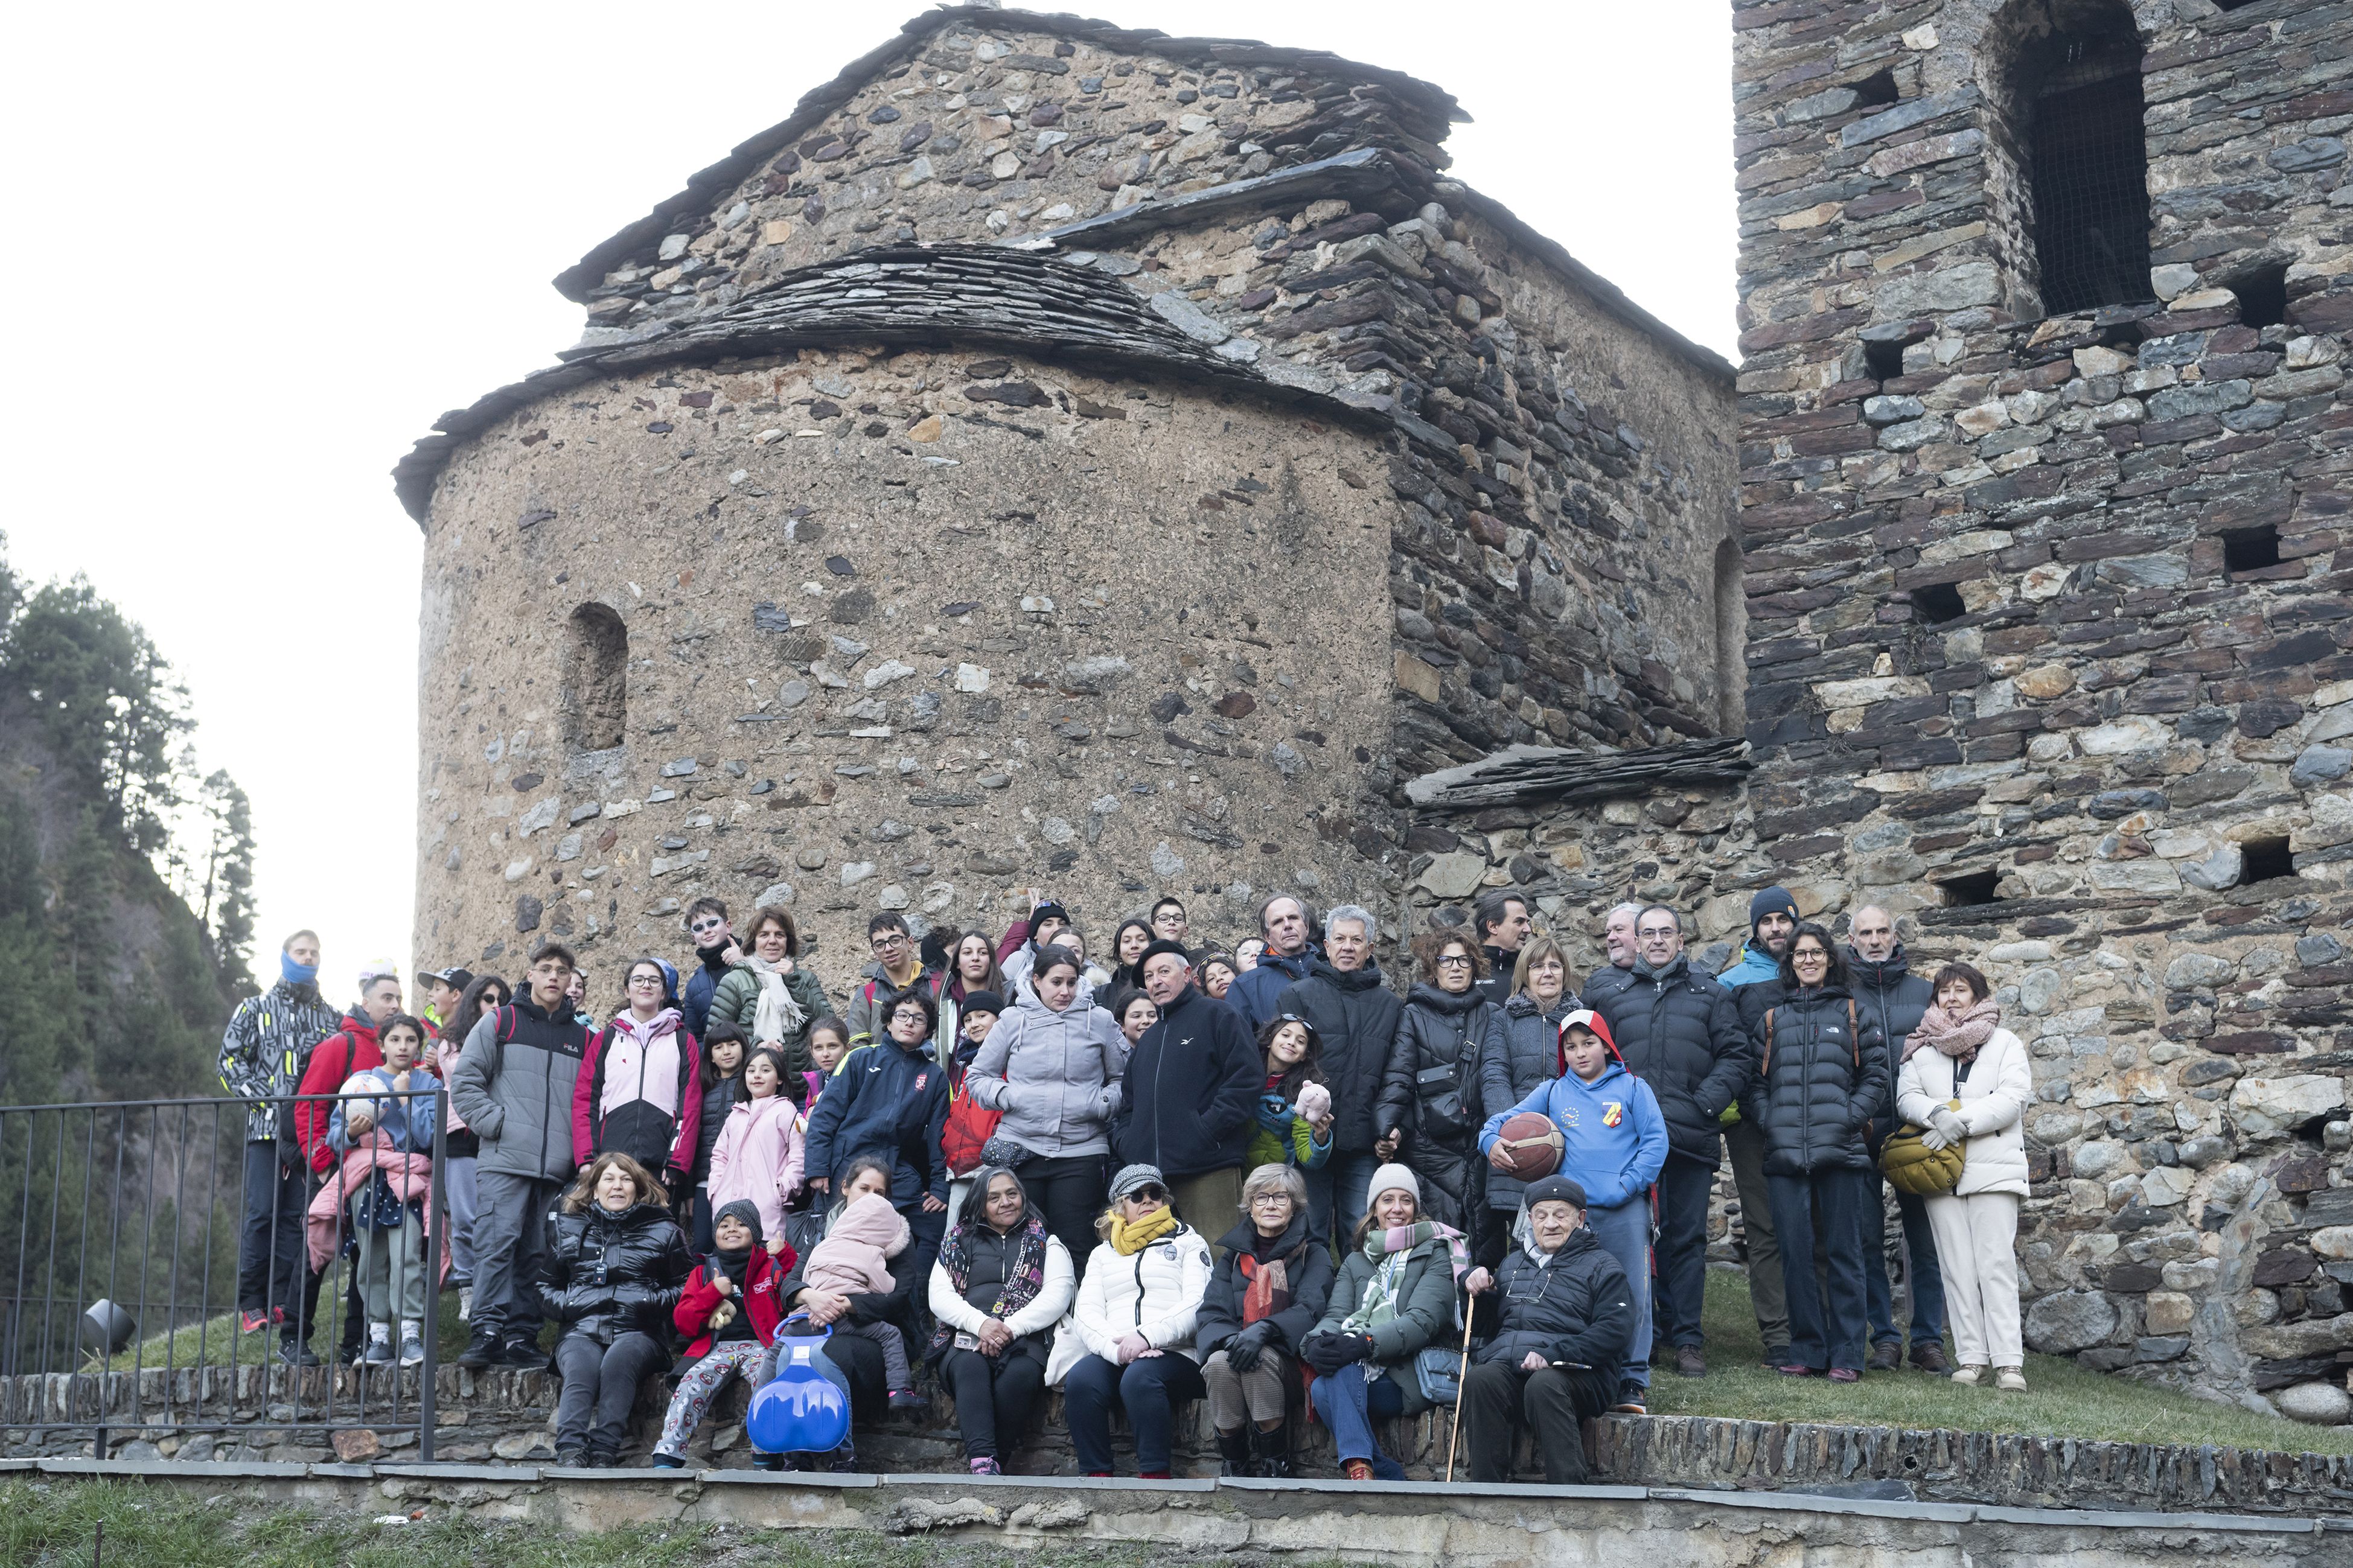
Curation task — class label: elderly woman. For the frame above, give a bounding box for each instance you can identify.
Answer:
[1742,922,1886,1382]
[1194,1164,1333,1477]
[1301,1165,1463,1481]
[1378,929,1499,1244]
[1897,961,2031,1392]
[927,1164,1077,1474]
[1477,935,1577,1262]
[1047,1164,1213,1479]
[537,1152,693,1467]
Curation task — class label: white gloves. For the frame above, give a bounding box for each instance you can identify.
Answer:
[1928,1107,1968,1146]
[1920,1127,1950,1152]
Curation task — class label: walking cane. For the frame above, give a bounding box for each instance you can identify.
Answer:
[1443,1296,1477,1483]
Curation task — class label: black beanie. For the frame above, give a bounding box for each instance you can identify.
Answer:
[712,1199,765,1249]
[961,990,1006,1018]
[1749,886,1798,935]
[1137,938,1192,974]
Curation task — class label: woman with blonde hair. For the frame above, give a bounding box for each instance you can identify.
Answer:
[538,1152,693,1465]
[1475,934,1578,1260]
[1896,961,2032,1391]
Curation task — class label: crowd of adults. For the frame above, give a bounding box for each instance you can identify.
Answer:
[217,880,2033,1478]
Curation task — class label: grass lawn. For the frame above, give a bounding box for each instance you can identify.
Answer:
[0,1479,1229,1568]
[92,1273,468,1375]
[1645,1268,2353,1457]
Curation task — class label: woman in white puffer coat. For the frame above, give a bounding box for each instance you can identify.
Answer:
[1896,961,2032,1392]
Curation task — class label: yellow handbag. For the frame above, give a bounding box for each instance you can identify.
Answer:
[1880,1098,1965,1196]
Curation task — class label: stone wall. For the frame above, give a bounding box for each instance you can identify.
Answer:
[399,5,1738,989]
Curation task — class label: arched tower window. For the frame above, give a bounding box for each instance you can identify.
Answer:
[1713,536,1746,736]
[1984,0,2151,316]
[563,603,628,752]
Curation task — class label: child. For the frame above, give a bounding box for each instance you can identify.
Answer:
[651,1199,796,1469]
[1477,1008,1666,1414]
[1113,990,1158,1049]
[801,1191,925,1410]
[1249,1014,1334,1171]
[706,1045,805,1252]
[802,1016,852,1111]
[689,1021,748,1252]
[940,991,1006,1228]
[328,1012,437,1368]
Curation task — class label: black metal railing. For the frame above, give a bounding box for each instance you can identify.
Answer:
[1,1090,447,1460]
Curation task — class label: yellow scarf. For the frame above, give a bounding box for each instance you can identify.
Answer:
[1107,1206,1179,1256]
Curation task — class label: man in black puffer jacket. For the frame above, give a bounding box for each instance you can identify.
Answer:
[1275,905,1405,1245]
[1740,924,1887,1380]
[1845,906,1947,1372]
[1593,905,1750,1380]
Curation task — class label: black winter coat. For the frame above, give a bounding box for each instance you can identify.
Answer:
[1478,992,1575,1211]
[1581,964,1636,1009]
[1594,957,1750,1170]
[1845,946,1933,1149]
[1196,1213,1334,1355]
[1274,960,1405,1156]
[1376,984,1495,1235]
[779,1216,927,1342]
[1738,984,1887,1176]
[1474,946,1518,1010]
[689,1071,739,1185]
[1475,1229,1635,1372]
[1113,984,1264,1180]
[539,1200,694,1347]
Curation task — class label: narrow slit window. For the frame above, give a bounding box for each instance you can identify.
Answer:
[1863,338,1908,381]
[1851,69,1900,109]
[1713,537,1745,735]
[2023,7,2153,313]
[564,603,629,752]
[1939,869,2003,907]
[2233,263,2288,329]
[2240,837,2294,885]
[2222,525,2282,575]
[1912,582,1968,624]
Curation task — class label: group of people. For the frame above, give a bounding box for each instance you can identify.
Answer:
[215,878,2032,1479]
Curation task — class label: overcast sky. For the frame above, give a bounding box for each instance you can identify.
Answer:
[1,1,1734,1001]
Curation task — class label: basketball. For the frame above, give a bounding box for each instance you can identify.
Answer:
[1493,1111,1565,1182]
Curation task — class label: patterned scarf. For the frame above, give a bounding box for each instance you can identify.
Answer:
[1908,997,1999,1064]
[926,1214,1049,1359]
[1108,1205,1179,1256]
[1239,1237,1295,1325]
[747,955,807,1044]
[1341,1219,1467,1334]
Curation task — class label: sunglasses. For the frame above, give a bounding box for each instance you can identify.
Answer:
[1125,1187,1168,1204]
[690,919,726,934]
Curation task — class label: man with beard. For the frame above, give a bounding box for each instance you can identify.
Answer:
[1717,887,1799,1369]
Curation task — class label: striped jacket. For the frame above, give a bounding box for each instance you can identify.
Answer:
[218,980,341,1143]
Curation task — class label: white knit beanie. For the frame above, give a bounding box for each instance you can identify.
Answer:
[1367,1162,1420,1211]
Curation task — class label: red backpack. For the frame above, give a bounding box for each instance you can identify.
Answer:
[938,1060,1003,1178]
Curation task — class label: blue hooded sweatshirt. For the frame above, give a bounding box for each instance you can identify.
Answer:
[1480,1051,1668,1212]
[1718,945,1781,989]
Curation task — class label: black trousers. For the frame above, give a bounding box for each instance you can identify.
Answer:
[1461,1360,1615,1484]
[940,1345,1047,1459]
[236,1142,307,1317]
[1653,1152,1717,1350]
[1011,1152,1106,1283]
[554,1330,668,1455]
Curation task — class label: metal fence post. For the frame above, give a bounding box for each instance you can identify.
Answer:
[420,1085,445,1462]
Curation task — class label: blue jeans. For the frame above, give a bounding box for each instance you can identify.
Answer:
[1863,1174,1947,1347]
[1064,1353,1205,1474]
[1303,1150,1382,1249]
[1308,1368,1406,1475]
[1767,1169,1871,1372]
[1584,1199,1653,1390]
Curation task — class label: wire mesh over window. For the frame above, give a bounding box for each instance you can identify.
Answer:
[2028,30,2151,313]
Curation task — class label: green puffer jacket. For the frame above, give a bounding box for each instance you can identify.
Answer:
[1311,1234,1458,1413]
[707,963,831,1076]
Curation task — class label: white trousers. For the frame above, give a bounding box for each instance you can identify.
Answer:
[1926,1190,2022,1369]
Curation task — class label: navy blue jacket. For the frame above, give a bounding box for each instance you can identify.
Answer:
[681,949,731,1041]
[1228,944,1321,1034]
[801,1036,950,1208]
[1114,984,1263,1181]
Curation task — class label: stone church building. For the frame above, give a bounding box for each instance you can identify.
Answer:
[396,3,2352,1415]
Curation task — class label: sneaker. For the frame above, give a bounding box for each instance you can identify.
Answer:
[651,1453,686,1470]
[270,1305,287,1326]
[886,1388,930,1413]
[586,1447,618,1468]
[456,1330,502,1370]
[1609,1383,1648,1415]
[1950,1364,1986,1386]
[1909,1342,1950,1374]
[398,1321,425,1368]
[969,1456,1001,1475]
[1995,1366,2027,1392]
[276,1340,322,1368]
[554,1447,587,1469]
[500,1333,548,1369]
[1342,1458,1374,1482]
[1759,1345,1791,1370]
[1774,1363,1818,1378]
[239,1308,272,1335]
[1827,1366,1860,1383]
[1673,1346,1707,1379]
[1865,1341,1901,1372]
[458,1286,473,1323]
[362,1325,394,1367]
[752,1453,788,1472]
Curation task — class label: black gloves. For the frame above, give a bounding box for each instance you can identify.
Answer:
[1225,1321,1274,1372]
[1302,1331,1373,1374]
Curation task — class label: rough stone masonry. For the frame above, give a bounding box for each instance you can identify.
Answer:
[394,4,2353,1420]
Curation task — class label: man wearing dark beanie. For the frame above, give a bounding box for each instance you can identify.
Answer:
[1717,884,1799,1369]
[1111,940,1263,1252]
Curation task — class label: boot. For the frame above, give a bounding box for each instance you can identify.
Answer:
[1250,1424,1292,1479]
[1215,1426,1254,1478]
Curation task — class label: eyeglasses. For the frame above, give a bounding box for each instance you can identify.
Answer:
[1125,1187,1168,1204]
[1249,1194,1291,1208]
[872,934,908,950]
[628,972,664,986]
[1435,954,1473,968]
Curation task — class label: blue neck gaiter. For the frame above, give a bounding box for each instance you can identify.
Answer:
[281,953,319,987]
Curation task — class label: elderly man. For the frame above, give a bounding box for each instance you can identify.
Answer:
[1275,905,1406,1241]
[1113,941,1264,1248]
[1847,905,1949,1372]
[1227,893,1320,1033]
[1582,901,1644,1005]
[1594,907,1750,1380]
